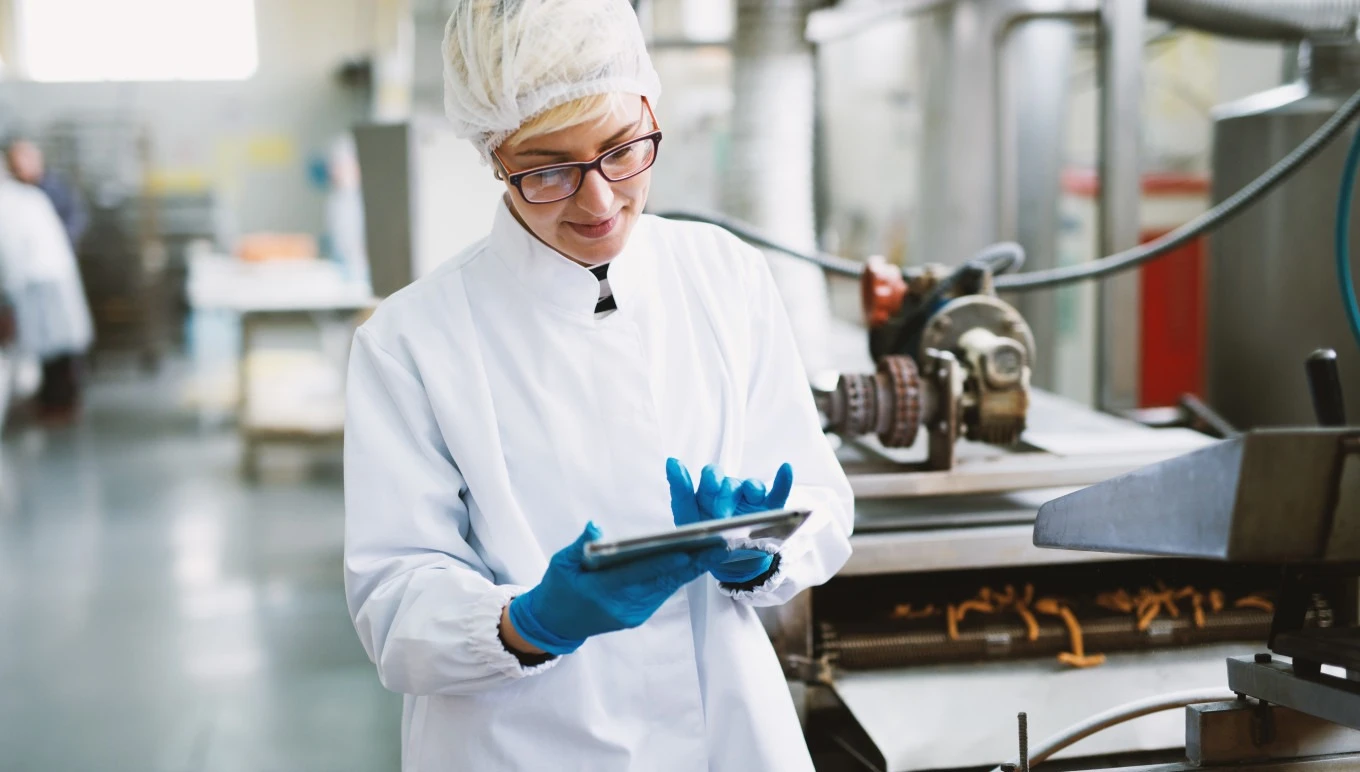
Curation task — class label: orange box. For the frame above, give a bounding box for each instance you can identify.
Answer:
[236,233,318,263]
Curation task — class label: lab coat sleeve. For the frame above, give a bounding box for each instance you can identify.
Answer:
[721,246,854,606]
[344,327,559,695]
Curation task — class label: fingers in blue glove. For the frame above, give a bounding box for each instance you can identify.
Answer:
[512,524,728,654]
[665,457,702,527]
[713,477,739,520]
[697,465,722,518]
[564,520,603,556]
[737,479,766,509]
[767,463,794,509]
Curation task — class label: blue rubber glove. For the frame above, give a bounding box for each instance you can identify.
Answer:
[666,458,794,584]
[508,522,726,655]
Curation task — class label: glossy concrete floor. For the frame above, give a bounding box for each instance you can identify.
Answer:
[0,369,401,771]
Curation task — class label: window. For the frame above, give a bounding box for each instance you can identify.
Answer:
[16,0,258,82]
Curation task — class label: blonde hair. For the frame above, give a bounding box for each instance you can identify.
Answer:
[504,92,633,148]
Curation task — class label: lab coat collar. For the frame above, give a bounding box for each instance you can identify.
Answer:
[489,196,653,319]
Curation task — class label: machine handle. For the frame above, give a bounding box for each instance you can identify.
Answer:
[1306,349,1347,427]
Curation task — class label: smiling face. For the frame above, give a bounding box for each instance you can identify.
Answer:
[494,95,656,266]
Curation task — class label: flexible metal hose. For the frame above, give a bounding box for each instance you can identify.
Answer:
[1148,0,1360,41]
[989,688,1238,771]
[652,210,866,277]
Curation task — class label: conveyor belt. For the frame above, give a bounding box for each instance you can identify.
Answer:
[822,609,1271,669]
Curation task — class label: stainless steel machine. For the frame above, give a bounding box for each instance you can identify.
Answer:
[778,283,1263,769]
[1209,39,1360,430]
[784,386,1270,771]
[1026,353,1360,771]
[789,349,1355,771]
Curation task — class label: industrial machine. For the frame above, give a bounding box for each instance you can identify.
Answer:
[780,391,1256,771]
[768,243,1256,770]
[1021,352,1360,771]
[1209,40,1360,430]
[817,247,1036,470]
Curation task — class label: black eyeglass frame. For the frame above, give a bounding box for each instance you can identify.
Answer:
[493,100,664,204]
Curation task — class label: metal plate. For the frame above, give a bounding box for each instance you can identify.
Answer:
[842,523,1139,576]
[1033,429,1360,562]
[1228,657,1360,733]
[830,644,1251,772]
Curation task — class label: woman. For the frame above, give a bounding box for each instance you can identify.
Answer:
[343,0,854,768]
[0,170,93,425]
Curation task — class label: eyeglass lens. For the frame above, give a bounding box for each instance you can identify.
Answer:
[518,136,658,203]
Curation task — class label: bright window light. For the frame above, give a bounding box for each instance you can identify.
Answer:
[18,0,258,82]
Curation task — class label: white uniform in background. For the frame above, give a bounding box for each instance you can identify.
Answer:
[0,178,93,360]
[345,198,854,771]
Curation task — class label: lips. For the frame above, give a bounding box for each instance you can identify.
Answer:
[567,213,620,240]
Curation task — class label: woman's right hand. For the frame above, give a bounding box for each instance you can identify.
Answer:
[506,522,725,655]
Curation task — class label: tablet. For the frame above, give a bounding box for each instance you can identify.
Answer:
[581,508,812,571]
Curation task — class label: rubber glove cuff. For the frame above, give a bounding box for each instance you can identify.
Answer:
[710,550,776,584]
[508,593,586,656]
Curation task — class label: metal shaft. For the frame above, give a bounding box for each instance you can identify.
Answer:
[1306,349,1348,426]
[1019,711,1030,772]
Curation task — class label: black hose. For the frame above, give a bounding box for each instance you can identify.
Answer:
[653,211,1027,279]
[971,241,1026,275]
[652,210,864,277]
[660,85,1360,293]
[996,85,1360,291]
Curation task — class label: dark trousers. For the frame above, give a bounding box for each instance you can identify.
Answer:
[38,354,82,412]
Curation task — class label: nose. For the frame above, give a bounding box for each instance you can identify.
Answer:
[572,168,615,219]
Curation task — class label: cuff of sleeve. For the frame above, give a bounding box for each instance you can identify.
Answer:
[465,584,561,679]
[718,552,786,599]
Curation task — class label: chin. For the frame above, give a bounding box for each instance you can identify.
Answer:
[558,214,636,265]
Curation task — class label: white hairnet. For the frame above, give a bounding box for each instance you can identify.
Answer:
[442,0,662,160]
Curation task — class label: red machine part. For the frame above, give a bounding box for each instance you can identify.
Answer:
[862,256,907,329]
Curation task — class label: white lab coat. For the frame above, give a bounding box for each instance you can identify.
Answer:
[0,178,93,358]
[344,198,854,771]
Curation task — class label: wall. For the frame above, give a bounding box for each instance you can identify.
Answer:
[0,0,384,239]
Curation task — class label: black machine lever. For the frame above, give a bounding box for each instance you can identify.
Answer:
[1306,349,1347,427]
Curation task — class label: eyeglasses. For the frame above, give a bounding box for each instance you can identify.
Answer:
[494,102,663,204]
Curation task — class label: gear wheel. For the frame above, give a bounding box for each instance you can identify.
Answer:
[876,355,922,448]
[837,371,877,436]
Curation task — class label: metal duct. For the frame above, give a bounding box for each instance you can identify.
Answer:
[1147,0,1360,41]
[723,0,833,372]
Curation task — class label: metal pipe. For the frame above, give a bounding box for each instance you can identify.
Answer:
[1147,0,1360,41]
[1097,0,1145,411]
[726,0,833,371]
[990,689,1239,771]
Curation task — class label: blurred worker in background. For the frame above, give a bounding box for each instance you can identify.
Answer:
[0,152,94,425]
[6,139,88,250]
[320,135,370,290]
[342,0,853,768]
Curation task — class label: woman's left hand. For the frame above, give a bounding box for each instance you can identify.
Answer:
[665,459,793,584]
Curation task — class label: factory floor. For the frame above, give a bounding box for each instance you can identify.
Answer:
[0,365,401,772]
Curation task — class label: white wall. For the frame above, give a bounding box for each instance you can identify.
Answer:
[0,0,382,238]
